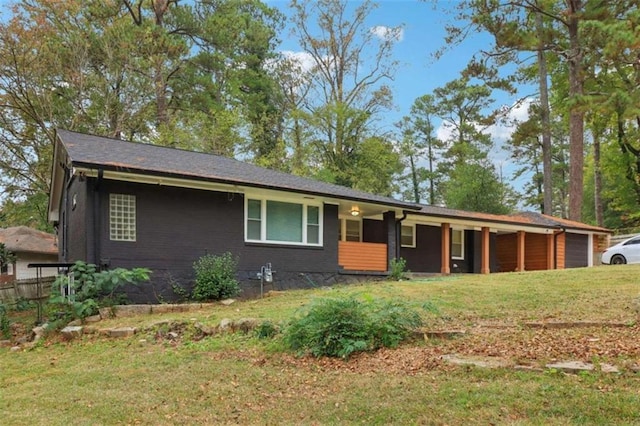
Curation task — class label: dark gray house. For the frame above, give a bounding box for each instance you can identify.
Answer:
[48,130,611,302]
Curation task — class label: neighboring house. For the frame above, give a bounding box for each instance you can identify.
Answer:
[48,130,611,302]
[0,226,58,283]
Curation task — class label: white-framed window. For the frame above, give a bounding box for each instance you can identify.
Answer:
[245,197,322,246]
[452,229,464,259]
[109,193,136,241]
[338,218,362,242]
[401,224,415,248]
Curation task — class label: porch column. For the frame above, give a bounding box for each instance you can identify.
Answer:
[516,231,526,272]
[546,234,555,270]
[383,211,396,271]
[481,226,490,274]
[441,223,450,275]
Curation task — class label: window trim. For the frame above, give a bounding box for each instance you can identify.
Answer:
[244,196,323,246]
[401,223,416,248]
[109,193,137,242]
[339,217,362,242]
[451,228,464,260]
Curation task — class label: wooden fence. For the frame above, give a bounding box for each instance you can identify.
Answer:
[0,277,55,305]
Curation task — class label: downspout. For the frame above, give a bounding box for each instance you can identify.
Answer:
[553,227,566,269]
[93,169,104,269]
[395,211,408,259]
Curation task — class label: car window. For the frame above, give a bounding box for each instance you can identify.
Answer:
[624,237,640,246]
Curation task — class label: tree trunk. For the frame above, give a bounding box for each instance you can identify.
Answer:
[593,130,603,227]
[536,10,553,216]
[567,0,584,222]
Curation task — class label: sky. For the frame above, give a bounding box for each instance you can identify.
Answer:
[268,0,535,192]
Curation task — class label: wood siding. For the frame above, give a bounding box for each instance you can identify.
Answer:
[338,241,387,272]
[556,232,565,269]
[497,232,551,272]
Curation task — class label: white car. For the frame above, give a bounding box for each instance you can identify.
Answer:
[601,235,640,265]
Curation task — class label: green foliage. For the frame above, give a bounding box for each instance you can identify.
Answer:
[192,252,241,301]
[442,161,516,214]
[283,297,423,359]
[0,243,16,270]
[0,304,10,339]
[389,257,408,281]
[254,321,279,339]
[48,261,150,321]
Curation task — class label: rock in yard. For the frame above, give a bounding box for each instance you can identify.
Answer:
[61,326,83,341]
[546,361,594,373]
[220,299,236,306]
[108,327,137,338]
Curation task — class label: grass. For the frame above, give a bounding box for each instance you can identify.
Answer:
[2,265,640,425]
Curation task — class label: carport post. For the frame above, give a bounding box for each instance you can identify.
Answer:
[441,223,450,275]
[481,227,490,274]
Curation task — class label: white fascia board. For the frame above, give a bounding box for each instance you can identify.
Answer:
[48,143,66,223]
[407,214,556,235]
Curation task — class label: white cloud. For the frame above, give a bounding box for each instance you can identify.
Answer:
[370,25,404,42]
[280,50,316,73]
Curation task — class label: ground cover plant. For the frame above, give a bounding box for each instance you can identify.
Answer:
[3,265,640,425]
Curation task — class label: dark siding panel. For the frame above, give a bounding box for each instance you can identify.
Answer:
[400,224,441,273]
[565,233,588,268]
[65,177,89,262]
[96,181,340,301]
[363,219,385,243]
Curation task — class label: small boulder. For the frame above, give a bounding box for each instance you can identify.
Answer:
[109,327,137,338]
[61,326,84,341]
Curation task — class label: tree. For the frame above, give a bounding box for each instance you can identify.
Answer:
[437,0,602,221]
[0,243,16,273]
[0,0,283,228]
[397,94,445,204]
[289,0,401,189]
[442,161,515,214]
[432,76,495,168]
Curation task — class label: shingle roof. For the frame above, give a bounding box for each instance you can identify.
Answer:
[56,129,420,210]
[0,226,58,254]
[413,205,610,233]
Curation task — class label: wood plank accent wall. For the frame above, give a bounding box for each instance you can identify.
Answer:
[338,241,387,272]
[556,232,566,269]
[496,233,517,272]
[524,233,550,271]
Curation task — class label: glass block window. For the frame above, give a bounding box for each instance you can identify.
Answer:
[109,194,136,241]
[401,224,415,248]
[246,198,322,246]
[452,229,464,259]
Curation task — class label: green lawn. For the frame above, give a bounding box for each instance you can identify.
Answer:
[2,265,640,425]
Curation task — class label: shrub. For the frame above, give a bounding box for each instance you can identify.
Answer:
[389,257,408,281]
[283,297,423,359]
[48,261,150,321]
[192,252,241,301]
[0,303,10,339]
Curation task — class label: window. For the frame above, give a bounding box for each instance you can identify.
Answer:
[401,224,415,248]
[109,194,136,241]
[339,218,361,242]
[452,229,464,259]
[245,198,322,246]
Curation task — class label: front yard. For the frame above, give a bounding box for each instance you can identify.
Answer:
[2,265,640,425]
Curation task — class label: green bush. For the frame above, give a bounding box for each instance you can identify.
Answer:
[389,257,408,281]
[0,303,10,339]
[283,297,423,359]
[192,252,241,301]
[48,261,151,321]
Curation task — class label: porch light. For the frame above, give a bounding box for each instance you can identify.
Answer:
[350,206,360,216]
